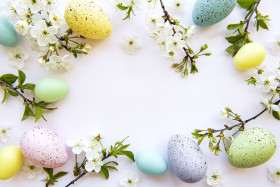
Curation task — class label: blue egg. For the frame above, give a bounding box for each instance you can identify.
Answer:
[135,149,168,176]
[192,0,237,27]
[0,17,18,47]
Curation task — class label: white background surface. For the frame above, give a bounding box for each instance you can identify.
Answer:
[1,0,280,187]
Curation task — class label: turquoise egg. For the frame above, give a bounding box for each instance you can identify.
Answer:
[135,149,168,176]
[192,0,237,26]
[35,78,70,102]
[0,17,18,47]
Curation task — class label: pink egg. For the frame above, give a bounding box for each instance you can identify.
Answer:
[20,127,68,168]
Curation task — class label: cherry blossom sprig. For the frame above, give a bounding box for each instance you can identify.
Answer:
[146,0,211,77]
[226,0,270,55]
[5,0,91,71]
[112,0,141,20]
[0,70,56,122]
[192,64,280,155]
[65,133,135,187]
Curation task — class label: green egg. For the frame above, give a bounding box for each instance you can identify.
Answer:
[0,16,18,47]
[135,149,168,176]
[228,127,277,168]
[35,78,70,102]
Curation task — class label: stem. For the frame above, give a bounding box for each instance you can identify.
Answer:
[212,99,280,134]
[65,172,87,187]
[0,80,33,104]
[46,183,49,187]
[55,35,71,51]
[244,0,261,32]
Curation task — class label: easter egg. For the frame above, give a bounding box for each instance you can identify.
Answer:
[0,146,24,180]
[64,0,112,39]
[0,16,18,47]
[20,127,68,168]
[192,0,237,26]
[35,78,70,102]
[234,42,266,70]
[168,134,207,183]
[135,149,168,176]
[228,127,277,168]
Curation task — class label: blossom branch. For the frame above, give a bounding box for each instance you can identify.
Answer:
[244,0,261,32]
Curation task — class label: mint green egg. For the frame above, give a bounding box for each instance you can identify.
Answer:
[135,149,168,176]
[0,17,18,47]
[228,127,277,168]
[35,78,70,102]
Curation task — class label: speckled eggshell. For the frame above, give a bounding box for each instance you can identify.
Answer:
[192,0,237,26]
[228,127,277,168]
[168,134,207,183]
[20,127,68,168]
[64,0,112,39]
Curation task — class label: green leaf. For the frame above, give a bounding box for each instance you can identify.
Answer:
[18,70,26,86]
[190,63,198,74]
[1,88,8,104]
[192,133,204,138]
[21,83,36,90]
[43,168,53,178]
[22,104,35,121]
[104,161,118,166]
[117,3,128,10]
[99,167,109,179]
[104,166,118,171]
[0,74,18,85]
[225,34,244,44]
[256,14,270,31]
[35,105,44,122]
[52,172,68,180]
[237,0,258,9]
[7,89,19,97]
[121,150,135,161]
[227,22,244,34]
[118,144,130,151]
[225,35,249,55]
[272,111,280,120]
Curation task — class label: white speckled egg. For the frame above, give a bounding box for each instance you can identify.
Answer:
[20,127,68,168]
[168,134,207,183]
[228,127,277,168]
[64,0,112,39]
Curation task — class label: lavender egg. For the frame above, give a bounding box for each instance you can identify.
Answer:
[20,127,68,168]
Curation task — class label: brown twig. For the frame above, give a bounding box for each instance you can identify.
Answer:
[244,0,261,32]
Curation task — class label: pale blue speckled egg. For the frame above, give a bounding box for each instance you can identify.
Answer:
[168,134,207,183]
[135,149,168,176]
[0,17,18,47]
[192,0,237,26]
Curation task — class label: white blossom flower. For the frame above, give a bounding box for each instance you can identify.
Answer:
[0,122,12,143]
[128,0,141,10]
[166,33,185,52]
[82,44,92,53]
[30,20,58,46]
[31,13,43,24]
[261,98,280,112]
[25,0,44,13]
[250,64,266,76]
[206,169,224,187]
[61,55,74,70]
[185,25,195,38]
[22,160,43,179]
[270,34,280,56]
[83,139,103,153]
[121,35,141,55]
[90,130,101,139]
[220,109,228,119]
[67,138,84,154]
[268,165,280,184]
[8,45,29,69]
[43,0,56,12]
[256,73,278,93]
[166,0,185,14]
[223,130,234,147]
[85,151,103,172]
[15,20,29,35]
[145,14,164,35]
[120,173,139,187]
[49,11,63,26]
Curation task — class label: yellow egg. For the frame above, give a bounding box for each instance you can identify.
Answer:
[64,0,112,39]
[234,42,266,70]
[0,146,24,180]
